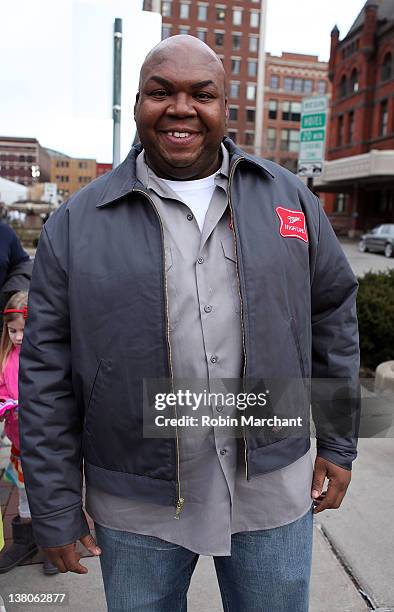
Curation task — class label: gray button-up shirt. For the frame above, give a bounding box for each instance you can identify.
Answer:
[85,145,313,556]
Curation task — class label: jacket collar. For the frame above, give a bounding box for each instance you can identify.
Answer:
[96,137,274,208]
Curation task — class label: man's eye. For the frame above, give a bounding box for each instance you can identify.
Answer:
[150,90,168,97]
[196,93,213,101]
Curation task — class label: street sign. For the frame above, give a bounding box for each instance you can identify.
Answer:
[298,96,328,178]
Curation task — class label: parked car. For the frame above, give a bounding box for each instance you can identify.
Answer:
[358,224,394,258]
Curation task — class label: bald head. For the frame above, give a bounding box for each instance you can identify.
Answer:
[134,35,228,180]
[139,35,227,95]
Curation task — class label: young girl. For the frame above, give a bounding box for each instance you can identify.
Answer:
[0,292,58,575]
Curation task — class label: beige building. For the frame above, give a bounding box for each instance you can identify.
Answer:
[261,52,330,172]
[45,148,97,199]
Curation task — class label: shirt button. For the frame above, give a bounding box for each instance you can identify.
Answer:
[197,256,204,264]
[204,305,212,313]
[219,449,227,456]
[187,213,193,221]
[216,405,223,412]
[210,355,218,363]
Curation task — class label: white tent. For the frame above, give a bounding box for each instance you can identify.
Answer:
[0,177,27,205]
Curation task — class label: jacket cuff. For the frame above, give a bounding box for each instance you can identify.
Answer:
[31,504,90,548]
[316,446,356,471]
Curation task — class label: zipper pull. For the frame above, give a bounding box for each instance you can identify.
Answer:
[174,497,185,519]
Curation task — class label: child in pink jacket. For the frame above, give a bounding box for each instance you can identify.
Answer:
[0,291,58,575]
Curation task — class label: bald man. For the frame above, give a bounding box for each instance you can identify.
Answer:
[20,36,360,611]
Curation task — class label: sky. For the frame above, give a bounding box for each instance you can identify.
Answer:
[0,0,367,163]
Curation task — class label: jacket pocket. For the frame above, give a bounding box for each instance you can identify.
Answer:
[84,358,112,433]
[164,246,179,331]
[221,237,241,314]
[290,317,306,379]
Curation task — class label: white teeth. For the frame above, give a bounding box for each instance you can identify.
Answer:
[168,131,191,138]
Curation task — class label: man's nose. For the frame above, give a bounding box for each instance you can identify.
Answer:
[167,93,197,117]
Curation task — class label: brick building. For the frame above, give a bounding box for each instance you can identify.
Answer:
[143,0,267,153]
[45,148,97,200]
[0,136,51,187]
[315,0,394,235]
[261,52,330,172]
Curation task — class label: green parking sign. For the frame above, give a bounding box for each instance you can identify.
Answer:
[301,113,326,129]
[298,96,328,177]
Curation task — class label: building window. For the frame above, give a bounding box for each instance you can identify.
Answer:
[232,33,241,50]
[229,107,238,121]
[233,9,242,26]
[303,80,313,94]
[249,35,258,53]
[334,193,348,213]
[196,29,206,41]
[215,31,224,46]
[78,161,88,169]
[197,4,208,20]
[282,101,301,122]
[250,10,259,28]
[268,99,278,120]
[247,60,257,78]
[350,68,359,93]
[246,108,255,123]
[245,132,254,146]
[270,74,279,89]
[348,111,354,143]
[229,82,240,98]
[267,128,276,150]
[179,3,189,19]
[162,25,172,38]
[280,129,299,152]
[162,1,171,17]
[284,77,292,91]
[380,100,388,137]
[317,80,327,94]
[216,6,225,21]
[337,115,344,146]
[179,26,189,34]
[246,84,256,100]
[293,78,303,93]
[228,131,237,143]
[381,52,392,81]
[339,75,347,98]
[231,58,241,74]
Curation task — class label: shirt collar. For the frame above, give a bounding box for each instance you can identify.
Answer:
[136,143,229,200]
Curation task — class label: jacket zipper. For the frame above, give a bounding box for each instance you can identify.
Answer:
[227,157,249,481]
[133,189,184,518]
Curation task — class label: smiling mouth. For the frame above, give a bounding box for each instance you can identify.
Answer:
[160,131,201,146]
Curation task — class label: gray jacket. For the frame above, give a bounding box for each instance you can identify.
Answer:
[19,138,360,547]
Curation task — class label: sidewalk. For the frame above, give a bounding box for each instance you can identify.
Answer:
[0,522,368,612]
[1,428,393,610]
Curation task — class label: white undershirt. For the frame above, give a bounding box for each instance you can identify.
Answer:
[161,172,217,231]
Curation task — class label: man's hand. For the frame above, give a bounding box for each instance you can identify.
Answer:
[43,534,101,574]
[311,456,351,514]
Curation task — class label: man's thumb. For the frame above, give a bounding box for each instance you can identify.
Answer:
[80,533,102,556]
[312,460,327,499]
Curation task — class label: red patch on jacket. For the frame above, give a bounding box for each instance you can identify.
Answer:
[275,206,308,243]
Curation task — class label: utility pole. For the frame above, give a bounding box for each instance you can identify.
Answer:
[112,18,122,168]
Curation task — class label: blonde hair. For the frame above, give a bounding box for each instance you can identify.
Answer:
[0,291,28,373]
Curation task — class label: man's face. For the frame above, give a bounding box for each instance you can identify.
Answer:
[134,49,227,180]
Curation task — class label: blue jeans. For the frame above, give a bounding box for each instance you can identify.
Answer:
[95,506,313,612]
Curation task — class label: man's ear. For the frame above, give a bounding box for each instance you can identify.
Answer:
[224,98,229,129]
[133,92,140,120]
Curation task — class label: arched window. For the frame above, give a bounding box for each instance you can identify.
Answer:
[339,74,347,98]
[381,53,392,81]
[350,68,359,93]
